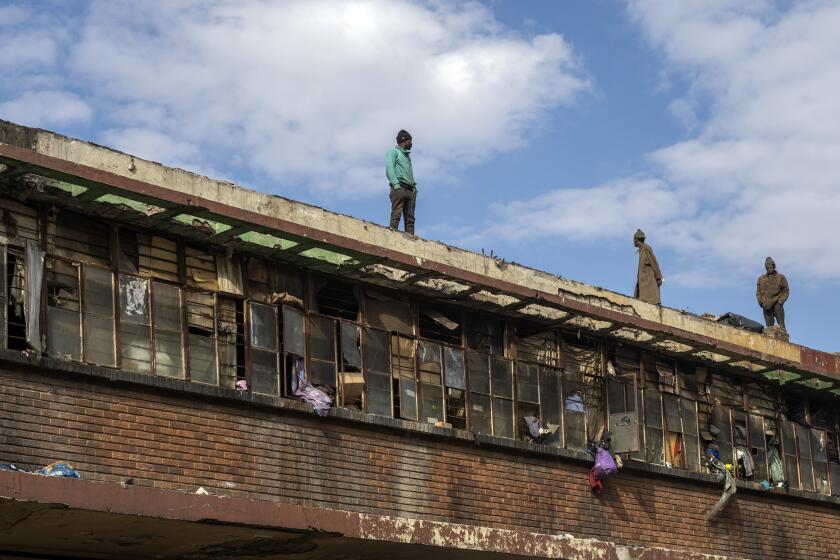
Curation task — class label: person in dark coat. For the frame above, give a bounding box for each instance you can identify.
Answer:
[756,257,789,331]
[633,229,663,305]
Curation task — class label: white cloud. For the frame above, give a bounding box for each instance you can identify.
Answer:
[3,0,588,199]
[0,91,92,127]
[492,0,840,283]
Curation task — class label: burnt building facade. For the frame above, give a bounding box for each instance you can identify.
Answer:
[0,120,839,559]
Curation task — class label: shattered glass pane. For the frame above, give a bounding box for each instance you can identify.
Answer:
[84,314,115,366]
[119,275,149,324]
[340,322,361,368]
[250,302,277,350]
[365,371,391,416]
[467,352,490,394]
[282,306,305,356]
[155,329,184,378]
[469,392,492,435]
[152,282,181,332]
[47,307,81,360]
[443,346,465,390]
[120,322,152,374]
[814,462,830,495]
[364,328,390,374]
[490,357,512,398]
[251,348,278,395]
[645,426,664,464]
[418,340,441,369]
[84,267,113,317]
[189,333,217,385]
[419,382,444,424]
[810,428,826,462]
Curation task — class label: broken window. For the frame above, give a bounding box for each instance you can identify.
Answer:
[564,340,604,443]
[119,274,151,373]
[246,258,271,303]
[217,297,245,389]
[139,234,179,282]
[391,333,416,420]
[152,282,184,379]
[418,302,461,346]
[539,366,562,446]
[466,313,504,355]
[316,277,359,321]
[712,405,734,465]
[748,414,768,482]
[365,289,412,335]
[663,394,684,468]
[516,361,540,440]
[796,423,815,492]
[643,390,664,464]
[46,258,81,361]
[186,290,216,385]
[308,314,336,389]
[363,327,391,416]
[655,361,676,393]
[82,266,115,366]
[269,263,304,308]
[733,410,751,479]
[281,305,306,395]
[607,344,640,456]
[681,398,700,472]
[417,340,444,425]
[711,372,743,408]
[563,370,586,450]
[338,320,363,409]
[249,302,278,395]
[677,363,699,400]
[467,351,491,435]
[443,346,466,429]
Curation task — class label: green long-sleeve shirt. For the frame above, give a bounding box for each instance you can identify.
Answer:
[385,146,416,190]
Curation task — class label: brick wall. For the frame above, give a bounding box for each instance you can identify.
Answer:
[1,363,837,560]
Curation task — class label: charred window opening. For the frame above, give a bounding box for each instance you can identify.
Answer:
[83,266,115,366]
[363,327,391,416]
[466,313,504,356]
[6,250,27,350]
[417,340,444,425]
[365,289,412,335]
[46,258,80,360]
[564,338,604,445]
[644,390,664,465]
[663,394,685,468]
[538,366,562,446]
[249,302,279,395]
[748,414,768,482]
[516,326,561,368]
[711,405,734,465]
[466,351,491,435]
[563,369,586,450]
[391,333,416,420]
[338,321,363,409]
[681,398,700,472]
[316,278,358,321]
[186,290,216,385]
[218,297,246,389]
[418,303,461,346]
[308,314,337,390]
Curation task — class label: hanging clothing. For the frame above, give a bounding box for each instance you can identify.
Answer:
[768,446,785,484]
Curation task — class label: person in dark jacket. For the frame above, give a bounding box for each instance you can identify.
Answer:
[756,257,789,331]
[386,130,417,234]
[633,229,663,305]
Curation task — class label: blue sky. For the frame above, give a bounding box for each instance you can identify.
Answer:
[2,0,840,350]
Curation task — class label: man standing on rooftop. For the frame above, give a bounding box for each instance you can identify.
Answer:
[633,229,663,305]
[386,129,417,235]
[757,257,789,332]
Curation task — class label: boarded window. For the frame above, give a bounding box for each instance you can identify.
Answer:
[185,290,216,384]
[216,252,243,295]
[185,246,218,292]
[218,297,245,389]
[365,290,412,334]
[139,234,178,282]
[47,211,110,267]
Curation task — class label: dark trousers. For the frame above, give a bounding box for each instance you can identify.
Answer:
[763,302,786,329]
[389,187,416,234]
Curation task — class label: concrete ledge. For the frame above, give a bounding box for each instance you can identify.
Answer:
[1,348,838,510]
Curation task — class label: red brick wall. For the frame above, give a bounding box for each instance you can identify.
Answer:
[1,364,837,560]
